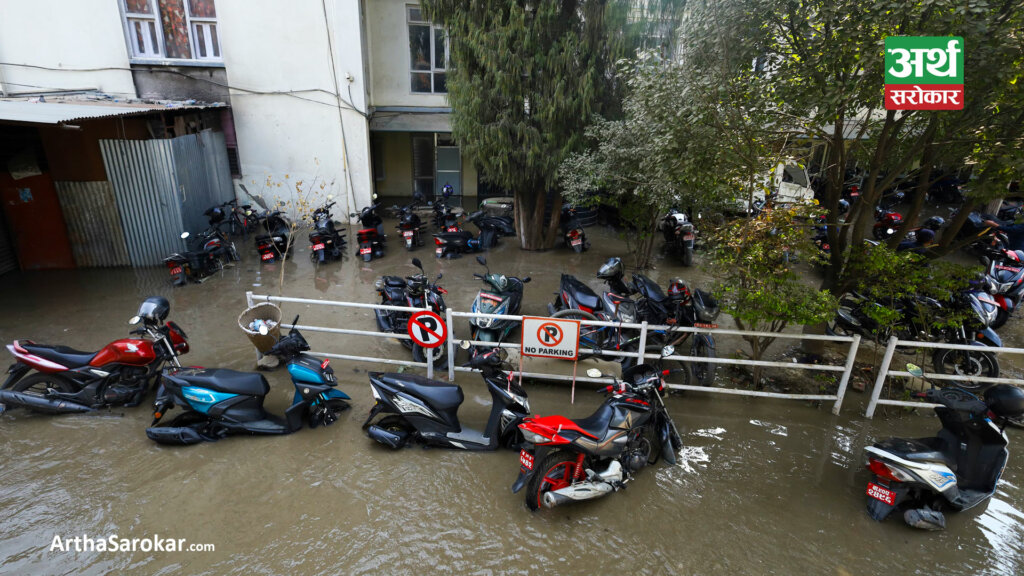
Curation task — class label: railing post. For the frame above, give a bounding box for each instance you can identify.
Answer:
[831,334,861,415]
[246,291,254,308]
[636,321,648,365]
[865,336,899,419]
[446,307,455,381]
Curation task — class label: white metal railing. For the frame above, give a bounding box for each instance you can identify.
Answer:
[865,335,1024,418]
[245,292,862,414]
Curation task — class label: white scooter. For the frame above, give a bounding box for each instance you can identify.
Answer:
[864,363,1024,530]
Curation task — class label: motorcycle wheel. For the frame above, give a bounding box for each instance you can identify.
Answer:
[931,347,999,391]
[308,398,350,429]
[690,335,717,387]
[643,422,662,465]
[412,344,447,368]
[551,309,606,353]
[681,246,694,267]
[11,373,76,405]
[525,450,580,511]
[991,307,1009,330]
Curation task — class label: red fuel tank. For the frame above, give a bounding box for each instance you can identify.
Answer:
[89,339,157,367]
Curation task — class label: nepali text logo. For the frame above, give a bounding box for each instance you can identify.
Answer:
[884,36,964,111]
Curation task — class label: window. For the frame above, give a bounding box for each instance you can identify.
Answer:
[120,0,221,62]
[408,5,447,93]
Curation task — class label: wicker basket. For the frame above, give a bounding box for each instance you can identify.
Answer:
[238,302,282,354]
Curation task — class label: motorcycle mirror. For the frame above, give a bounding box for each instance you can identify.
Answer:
[661,345,676,358]
[349,212,358,218]
[476,256,487,267]
[906,363,924,379]
[128,315,141,325]
[180,231,190,239]
[586,368,603,378]
[523,277,531,283]
[259,324,269,336]
[436,273,443,280]
[459,340,472,350]
[411,257,423,271]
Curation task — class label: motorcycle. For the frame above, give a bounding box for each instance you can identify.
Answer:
[468,256,530,357]
[547,273,617,355]
[163,207,240,286]
[146,317,350,445]
[873,205,905,240]
[433,210,516,258]
[511,361,683,510]
[659,209,696,266]
[562,205,590,253]
[255,205,293,263]
[351,196,386,262]
[434,184,462,232]
[396,193,427,251]
[0,297,189,415]
[373,258,448,366]
[308,198,346,263]
[864,363,1024,530]
[981,247,1024,329]
[362,344,529,450]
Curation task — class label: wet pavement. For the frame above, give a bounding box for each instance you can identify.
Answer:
[0,220,1022,575]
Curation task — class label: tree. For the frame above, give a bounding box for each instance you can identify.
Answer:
[707,204,838,385]
[422,0,685,250]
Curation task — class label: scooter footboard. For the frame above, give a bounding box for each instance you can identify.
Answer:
[145,425,217,445]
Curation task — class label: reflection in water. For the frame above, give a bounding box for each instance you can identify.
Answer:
[975,492,1024,574]
[749,419,789,436]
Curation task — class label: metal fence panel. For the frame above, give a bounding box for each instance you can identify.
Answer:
[172,130,234,234]
[54,181,130,267]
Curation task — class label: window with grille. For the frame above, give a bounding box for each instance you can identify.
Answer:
[121,0,221,62]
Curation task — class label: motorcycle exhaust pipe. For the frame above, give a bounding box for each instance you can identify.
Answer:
[367,424,410,449]
[542,481,614,508]
[0,390,92,414]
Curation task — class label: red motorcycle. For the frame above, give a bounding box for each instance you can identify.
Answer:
[511,361,683,510]
[0,297,189,415]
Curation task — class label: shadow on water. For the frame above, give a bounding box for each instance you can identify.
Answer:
[0,221,1021,574]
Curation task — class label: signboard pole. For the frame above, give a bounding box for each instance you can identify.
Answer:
[571,358,577,404]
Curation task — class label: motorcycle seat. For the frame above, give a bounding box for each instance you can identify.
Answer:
[562,275,601,311]
[21,342,96,368]
[570,403,615,439]
[634,274,668,302]
[874,437,952,467]
[378,373,463,411]
[176,369,270,397]
[383,276,406,287]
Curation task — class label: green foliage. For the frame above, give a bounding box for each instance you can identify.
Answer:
[707,204,838,368]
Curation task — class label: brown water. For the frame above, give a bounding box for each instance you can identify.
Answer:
[1,222,1022,575]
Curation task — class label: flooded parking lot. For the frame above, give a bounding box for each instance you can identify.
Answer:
[1,223,1022,575]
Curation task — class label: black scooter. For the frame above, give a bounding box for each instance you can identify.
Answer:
[468,256,529,357]
[433,210,516,258]
[146,318,351,445]
[864,363,1024,530]
[659,209,696,266]
[255,206,293,263]
[362,345,529,450]
[351,196,386,262]
[308,198,346,263]
[163,206,239,286]
[396,193,426,251]
[562,205,590,253]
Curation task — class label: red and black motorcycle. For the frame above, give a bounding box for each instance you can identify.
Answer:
[0,297,189,415]
[511,362,683,510]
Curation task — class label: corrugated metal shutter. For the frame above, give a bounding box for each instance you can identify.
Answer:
[0,212,17,275]
[54,181,131,267]
[172,130,234,234]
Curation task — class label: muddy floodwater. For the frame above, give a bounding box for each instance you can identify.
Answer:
[1,221,1023,575]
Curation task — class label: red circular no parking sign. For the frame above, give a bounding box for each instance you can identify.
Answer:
[408,310,447,348]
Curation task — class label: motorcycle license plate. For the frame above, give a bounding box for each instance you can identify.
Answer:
[571,238,582,246]
[683,233,695,241]
[436,248,443,256]
[261,252,274,261]
[168,266,182,276]
[866,482,895,505]
[403,231,415,238]
[359,247,372,255]
[519,449,534,471]
[311,243,325,251]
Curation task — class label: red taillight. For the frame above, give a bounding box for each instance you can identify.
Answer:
[579,304,593,314]
[569,229,580,239]
[867,458,902,483]
[435,237,443,246]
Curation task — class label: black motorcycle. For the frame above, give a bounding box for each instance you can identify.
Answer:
[146,318,350,445]
[562,205,590,253]
[396,193,427,251]
[865,363,1024,530]
[511,362,683,510]
[434,184,462,232]
[362,345,529,450]
[659,209,696,266]
[255,206,293,263]
[308,199,346,263]
[433,210,516,258]
[373,258,448,366]
[468,256,529,357]
[351,197,386,262]
[163,206,239,286]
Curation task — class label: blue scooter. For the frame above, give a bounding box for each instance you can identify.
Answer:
[146,316,350,445]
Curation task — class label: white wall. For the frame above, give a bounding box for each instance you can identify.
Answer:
[0,0,136,97]
[365,0,448,108]
[216,0,373,218]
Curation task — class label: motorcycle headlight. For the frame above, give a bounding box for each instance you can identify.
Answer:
[474,316,494,329]
[522,430,549,444]
[374,278,383,291]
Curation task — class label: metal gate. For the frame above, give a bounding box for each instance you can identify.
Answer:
[100,130,234,266]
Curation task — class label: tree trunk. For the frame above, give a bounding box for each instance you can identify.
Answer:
[515,188,560,250]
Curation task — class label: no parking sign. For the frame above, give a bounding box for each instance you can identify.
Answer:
[408,310,447,348]
[521,316,580,360]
